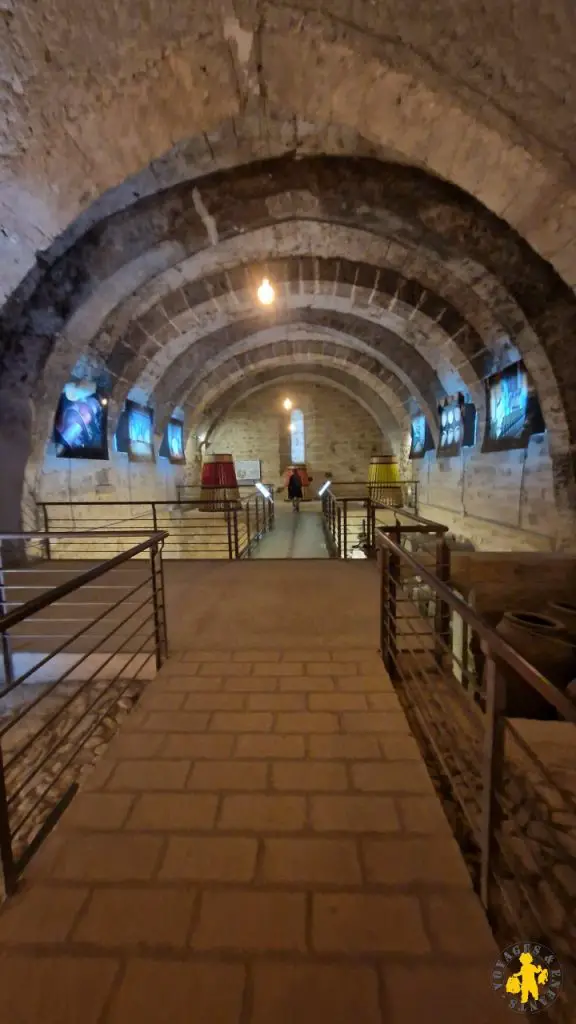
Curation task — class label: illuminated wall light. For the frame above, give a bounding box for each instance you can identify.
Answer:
[257,277,275,306]
[100,397,108,406]
[318,480,331,497]
[256,482,272,501]
[198,433,206,443]
[283,398,293,411]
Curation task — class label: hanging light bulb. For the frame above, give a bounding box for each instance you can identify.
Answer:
[283,398,293,411]
[257,277,275,306]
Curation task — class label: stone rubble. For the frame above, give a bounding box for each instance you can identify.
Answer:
[0,678,146,864]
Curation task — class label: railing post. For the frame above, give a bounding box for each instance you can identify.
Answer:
[149,542,163,672]
[245,502,251,552]
[336,506,342,559]
[255,496,260,537]
[343,501,348,560]
[233,510,240,559]
[151,503,158,532]
[479,655,507,915]
[157,539,169,659]
[434,535,451,666]
[40,504,52,561]
[383,528,401,679]
[226,509,233,560]
[0,544,14,690]
[0,741,15,898]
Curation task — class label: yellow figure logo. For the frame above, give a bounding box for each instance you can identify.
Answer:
[505,953,548,1004]
[492,943,563,1014]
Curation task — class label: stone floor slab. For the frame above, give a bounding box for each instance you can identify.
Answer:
[250,963,382,1024]
[107,959,245,1024]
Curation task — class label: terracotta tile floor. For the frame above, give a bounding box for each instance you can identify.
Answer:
[0,646,512,1023]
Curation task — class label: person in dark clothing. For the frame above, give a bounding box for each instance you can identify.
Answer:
[287,469,303,511]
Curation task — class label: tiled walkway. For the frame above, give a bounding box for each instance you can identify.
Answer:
[251,502,330,558]
[0,646,510,1023]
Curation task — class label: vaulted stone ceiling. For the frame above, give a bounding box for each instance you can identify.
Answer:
[1,2,576,531]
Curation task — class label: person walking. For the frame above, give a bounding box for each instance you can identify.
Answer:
[287,468,303,511]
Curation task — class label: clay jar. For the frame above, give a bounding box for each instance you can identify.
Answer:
[495,611,576,719]
[547,601,576,639]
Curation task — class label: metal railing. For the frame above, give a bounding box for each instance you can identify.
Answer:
[322,488,437,559]
[377,526,576,1014]
[37,490,275,561]
[328,479,418,513]
[0,530,168,892]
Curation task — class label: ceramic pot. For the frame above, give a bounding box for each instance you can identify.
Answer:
[495,611,576,719]
[547,601,576,638]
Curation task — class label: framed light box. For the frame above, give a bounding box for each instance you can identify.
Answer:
[116,400,155,462]
[482,361,545,453]
[437,394,476,457]
[409,414,434,460]
[53,382,109,460]
[160,418,185,465]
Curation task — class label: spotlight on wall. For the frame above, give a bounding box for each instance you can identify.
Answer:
[100,397,108,406]
[283,398,293,411]
[288,424,294,432]
[257,277,275,306]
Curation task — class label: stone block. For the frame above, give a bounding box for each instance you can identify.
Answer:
[126,793,218,830]
[74,887,196,947]
[183,693,245,710]
[159,837,258,882]
[61,793,134,831]
[309,693,368,710]
[250,964,381,1024]
[224,675,279,691]
[0,886,89,944]
[162,735,235,759]
[248,693,307,710]
[107,960,244,1024]
[235,734,305,759]
[0,956,118,1024]
[313,892,430,953]
[363,838,471,886]
[193,891,306,951]
[351,762,434,794]
[219,794,306,831]
[49,834,163,881]
[262,838,362,885]
[280,676,335,691]
[398,796,449,833]
[341,711,410,733]
[210,711,274,732]
[189,760,268,791]
[106,760,190,791]
[274,711,339,733]
[309,735,381,760]
[310,795,400,833]
[272,761,348,791]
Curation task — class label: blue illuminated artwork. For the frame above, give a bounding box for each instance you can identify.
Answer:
[160,419,185,464]
[116,400,155,461]
[483,362,545,452]
[409,414,433,459]
[53,382,109,460]
[437,394,476,457]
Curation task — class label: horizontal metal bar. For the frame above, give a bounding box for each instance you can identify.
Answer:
[377,528,576,722]
[0,575,154,700]
[0,533,166,631]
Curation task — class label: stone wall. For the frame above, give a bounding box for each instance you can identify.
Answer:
[413,433,564,552]
[209,383,386,488]
[36,438,185,525]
